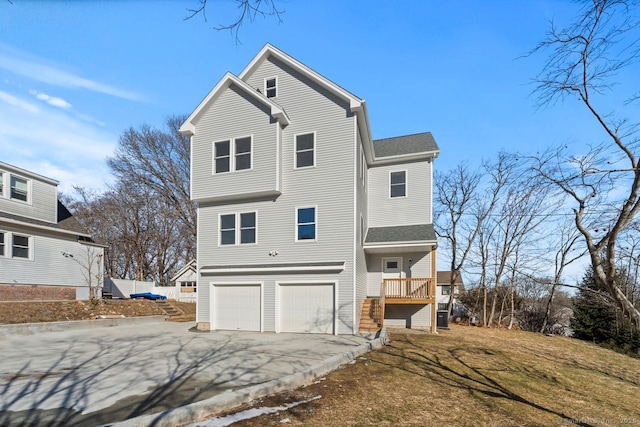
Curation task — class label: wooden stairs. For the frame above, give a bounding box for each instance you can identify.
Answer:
[359,298,382,332]
[154,300,193,322]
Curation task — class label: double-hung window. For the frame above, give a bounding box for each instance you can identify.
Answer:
[265,77,277,98]
[0,171,4,197]
[220,212,257,245]
[12,234,29,258]
[0,232,5,257]
[441,285,451,296]
[235,137,252,171]
[295,133,315,168]
[10,175,28,202]
[390,171,406,198]
[214,141,231,173]
[296,207,317,241]
[214,137,252,173]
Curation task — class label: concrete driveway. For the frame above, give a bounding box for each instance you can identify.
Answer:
[0,320,370,426]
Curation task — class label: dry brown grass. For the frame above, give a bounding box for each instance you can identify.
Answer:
[219,325,640,426]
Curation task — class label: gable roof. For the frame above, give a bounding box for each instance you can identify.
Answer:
[180,72,290,136]
[437,271,465,285]
[171,259,197,282]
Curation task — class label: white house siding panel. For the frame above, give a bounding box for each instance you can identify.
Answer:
[384,304,432,328]
[366,251,432,297]
[368,159,432,228]
[0,177,57,223]
[0,225,99,290]
[190,84,279,202]
[278,283,334,333]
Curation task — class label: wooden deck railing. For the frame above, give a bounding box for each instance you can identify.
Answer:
[381,278,434,300]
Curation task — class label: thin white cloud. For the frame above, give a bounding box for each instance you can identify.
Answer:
[0,43,143,102]
[29,89,72,109]
[0,90,116,193]
[0,90,39,113]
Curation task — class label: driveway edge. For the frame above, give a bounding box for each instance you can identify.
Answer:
[0,316,167,336]
[108,328,388,427]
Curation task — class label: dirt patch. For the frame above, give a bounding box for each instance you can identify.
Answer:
[0,299,178,324]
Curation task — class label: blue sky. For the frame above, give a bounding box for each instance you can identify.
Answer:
[2,0,627,194]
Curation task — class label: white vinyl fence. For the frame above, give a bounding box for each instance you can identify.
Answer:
[103,278,178,300]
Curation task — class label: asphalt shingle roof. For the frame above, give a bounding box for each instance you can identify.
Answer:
[365,224,436,244]
[372,132,439,158]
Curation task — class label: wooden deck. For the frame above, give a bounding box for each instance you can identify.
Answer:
[358,278,437,332]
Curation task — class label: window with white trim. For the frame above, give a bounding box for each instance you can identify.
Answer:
[214,140,231,173]
[235,137,252,171]
[265,77,277,98]
[441,285,451,295]
[390,171,406,198]
[12,234,30,259]
[214,136,252,173]
[220,212,257,245]
[0,171,4,197]
[295,133,315,168]
[296,207,316,241]
[438,303,449,311]
[9,175,29,202]
[0,231,5,257]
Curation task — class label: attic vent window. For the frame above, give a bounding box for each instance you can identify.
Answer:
[265,77,277,98]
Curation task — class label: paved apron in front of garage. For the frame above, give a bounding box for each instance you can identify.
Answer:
[0,320,369,426]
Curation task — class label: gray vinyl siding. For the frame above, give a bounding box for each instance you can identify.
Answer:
[368,159,432,228]
[190,84,279,202]
[355,125,368,329]
[384,304,431,328]
[0,175,57,223]
[196,56,358,334]
[366,251,431,296]
[0,224,99,290]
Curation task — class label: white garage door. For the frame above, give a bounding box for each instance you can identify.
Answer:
[214,285,261,331]
[279,284,334,334]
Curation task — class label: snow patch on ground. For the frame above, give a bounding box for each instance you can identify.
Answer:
[187,395,322,427]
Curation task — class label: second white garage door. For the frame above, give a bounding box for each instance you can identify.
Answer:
[214,285,261,331]
[279,283,335,334]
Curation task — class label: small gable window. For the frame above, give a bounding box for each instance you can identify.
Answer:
[295,133,315,168]
[390,171,407,198]
[265,77,277,98]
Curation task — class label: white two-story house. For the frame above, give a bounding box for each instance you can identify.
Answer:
[181,44,439,335]
[0,161,104,301]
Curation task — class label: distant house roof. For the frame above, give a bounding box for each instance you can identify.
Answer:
[372,132,440,159]
[0,200,93,239]
[171,259,197,282]
[365,224,436,244]
[437,271,466,293]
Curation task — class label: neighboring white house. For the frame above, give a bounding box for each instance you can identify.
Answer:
[171,260,197,303]
[436,271,466,326]
[0,161,104,300]
[180,44,439,335]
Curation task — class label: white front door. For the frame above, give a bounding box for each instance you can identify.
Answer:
[382,258,403,280]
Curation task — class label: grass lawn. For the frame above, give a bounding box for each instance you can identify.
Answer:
[218,325,640,426]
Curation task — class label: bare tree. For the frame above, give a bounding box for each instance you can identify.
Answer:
[530,0,640,328]
[186,0,284,41]
[62,244,104,304]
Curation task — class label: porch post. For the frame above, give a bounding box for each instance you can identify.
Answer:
[431,246,437,334]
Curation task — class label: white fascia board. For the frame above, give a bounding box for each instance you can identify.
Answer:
[370,150,440,166]
[364,241,437,249]
[180,72,290,137]
[0,217,92,239]
[170,259,197,282]
[239,43,364,112]
[201,263,346,275]
[192,189,282,205]
[0,161,59,186]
